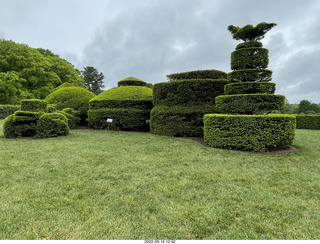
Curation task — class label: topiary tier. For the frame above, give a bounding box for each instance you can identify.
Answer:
[151,70,228,137]
[204,23,296,152]
[88,85,153,131]
[117,77,147,87]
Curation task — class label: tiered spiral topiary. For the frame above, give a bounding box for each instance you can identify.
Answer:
[150,70,228,137]
[88,79,153,131]
[204,23,296,152]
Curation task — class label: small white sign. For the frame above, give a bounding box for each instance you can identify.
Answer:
[146,119,150,124]
[107,118,113,123]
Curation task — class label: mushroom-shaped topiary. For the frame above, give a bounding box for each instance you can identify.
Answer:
[88,86,153,131]
[117,77,147,87]
[45,87,95,125]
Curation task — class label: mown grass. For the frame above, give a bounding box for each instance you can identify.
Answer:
[0,119,319,240]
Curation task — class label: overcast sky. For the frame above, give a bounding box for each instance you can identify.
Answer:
[1,0,320,103]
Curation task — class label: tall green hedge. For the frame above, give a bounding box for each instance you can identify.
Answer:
[204,114,296,152]
[295,115,320,130]
[153,79,228,106]
[166,70,227,81]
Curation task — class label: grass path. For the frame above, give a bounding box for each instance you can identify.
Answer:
[0,120,319,239]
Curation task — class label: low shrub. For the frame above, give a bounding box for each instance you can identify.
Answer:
[35,113,69,138]
[117,77,147,87]
[227,69,272,83]
[153,79,228,106]
[150,105,216,137]
[295,115,320,130]
[216,94,285,114]
[224,82,276,95]
[20,99,47,112]
[166,69,227,81]
[3,115,16,138]
[88,108,150,131]
[45,87,95,125]
[0,105,20,119]
[204,114,296,152]
[89,86,153,110]
[58,108,80,129]
[231,48,269,70]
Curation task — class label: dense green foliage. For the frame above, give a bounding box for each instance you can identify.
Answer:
[89,86,153,110]
[88,86,153,131]
[81,66,105,95]
[150,105,216,137]
[153,79,228,106]
[204,114,296,152]
[20,99,47,112]
[231,48,269,70]
[235,41,263,50]
[228,22,277,42]
[0,104,20,119]
[295,115,320,130]
[35,113,69,138]
[224,82,276,95]
[166,69,227,81]
[297,100,320,114]
[216,94,285,114]
[88,108,150,131]
[228,69,272,83]
[46,87,95,124]
[117,77,147,87]
[0,40,84,104]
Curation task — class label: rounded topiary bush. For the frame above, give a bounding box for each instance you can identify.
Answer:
[88,86,153,131]
[117,77,147,87]
[166,69,228,80]
[45,87,95,124]
[35,113,69,138]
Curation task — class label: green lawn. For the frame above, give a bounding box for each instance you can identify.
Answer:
[0,119,319,240]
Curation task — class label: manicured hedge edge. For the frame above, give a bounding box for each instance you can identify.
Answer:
[0,105,21,119]
[89,99,153,110]
[203,114,296,152]
[35,113,69,138]
[166,70,227,81]
[295,114,320,130]
[21,99,47,112]
[216,94,285,114]
[153,79,228,106]
[150,105,216,137]
[228,69,272,83]
[224,82,276,95]
[231,47,269,70]
[235,41,263,50]
[88,108,151,131]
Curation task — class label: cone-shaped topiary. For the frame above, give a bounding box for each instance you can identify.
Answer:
[88,86,153,131]
[204,23,295,152]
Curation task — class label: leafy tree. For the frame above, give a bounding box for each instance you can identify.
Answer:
[81,66,105,95]
[297,100,320,114]
[228,22,277,42]
[0,40,85,104]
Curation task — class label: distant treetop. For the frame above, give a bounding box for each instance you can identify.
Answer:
[228,22,277,42]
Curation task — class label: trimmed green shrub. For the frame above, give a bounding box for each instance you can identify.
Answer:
[0,105,20,119]
[204,114,296,152]
[58,108,80,129]
[150,105,216,137]
[228,69,272,83]
[117,77,147,87]
[166,70,227,81]
[3,111,43,138]
[216,94,285,114]
[45,87,95,124]
[295,115,320,130]
[231,48,269,70]
[35,113,69,138]
[146,83,154,89]
[53,82,76,91]
[224,82,276,95]
[153,79,228,106]
[46,104,57,113]
[88,108,150,131]
[89,86,153,110]
[20,99,47,112]
[235,41,263,50]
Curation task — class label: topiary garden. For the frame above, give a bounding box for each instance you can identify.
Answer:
[88,77,153,131]
[204,23,296,152]
[150,70,228,137]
